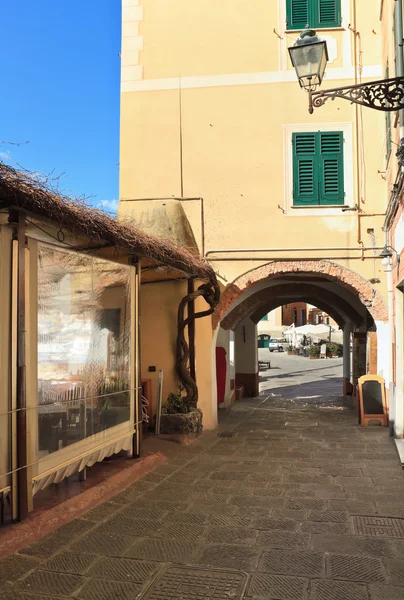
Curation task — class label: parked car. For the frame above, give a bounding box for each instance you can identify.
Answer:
[269,338,284,352]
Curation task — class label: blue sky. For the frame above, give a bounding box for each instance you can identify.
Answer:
[1,1,121,212]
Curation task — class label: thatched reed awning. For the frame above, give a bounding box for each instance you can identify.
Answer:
[0,162,215,280]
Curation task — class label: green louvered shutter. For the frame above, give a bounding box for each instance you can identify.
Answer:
[315,0,341,28]
[319,131,344,205]
[286,0,309,30]
[293,132,318,205]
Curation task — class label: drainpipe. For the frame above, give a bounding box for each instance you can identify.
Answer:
[396,1,404,144]
[386,260,395,435]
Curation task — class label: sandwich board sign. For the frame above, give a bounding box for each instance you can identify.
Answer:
[357,375,387,427]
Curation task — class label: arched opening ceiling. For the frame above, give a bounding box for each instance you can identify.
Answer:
[220,279,373,331]
[213,261,388,330]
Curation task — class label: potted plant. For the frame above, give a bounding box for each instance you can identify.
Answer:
[308,345,320,359]
[287,344,295,356]
[326,342,339,358]
[159,391,203,436]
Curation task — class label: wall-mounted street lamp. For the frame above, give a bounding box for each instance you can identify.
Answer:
[379,244,400,269]
[288,27,404,114]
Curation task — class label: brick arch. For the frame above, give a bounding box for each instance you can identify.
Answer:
[220,283,364,330]
[212,260,388,329]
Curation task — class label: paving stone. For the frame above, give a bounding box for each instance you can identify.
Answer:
[85,556,159,583]
[309,579,368,600]
[55,520,95,539]
[118,505,168,521]
[300,521,351,535]
[206,526,258,545]
[126,538,199,563]
[352,515,404,538]
[368,583,404,599]
[328,554,386,582]
[140,565,247,600]
[69,531,135,557]
[196,544,261,571]
[19,531,74,559]
[164,511,208,525]
[272,509,308,521]
[77,577,142,600]
[0,555,39,585]
[385,559,404,585]
[312,534,398,558]
[82,502,125,522]
[308,510,349,522]
[285,498,327,510]
[210,471,246,481]
[153,464,179,475]
[156,522,207,541]
[97,516,160,537]
[245,573,308,599]
[259,550,324,577]
[210,515,253,528]
[257,530,310,550]
[328,500,377,514]
[254,517,299,531]
[376,504,404,517]
[191,502,238,515]
[140,472,167,484]
[17,570,83,596]
[42,552,98,575]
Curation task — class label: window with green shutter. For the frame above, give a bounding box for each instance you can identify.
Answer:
[292,131,345,206]
[286,0,341,30]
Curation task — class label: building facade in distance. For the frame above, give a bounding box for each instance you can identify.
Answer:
[119,1,391,428]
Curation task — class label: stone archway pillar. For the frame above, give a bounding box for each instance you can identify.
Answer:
[234,317,258,397]
[343,323,353,397]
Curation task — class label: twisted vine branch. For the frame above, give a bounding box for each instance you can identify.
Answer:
[176,276,220,410]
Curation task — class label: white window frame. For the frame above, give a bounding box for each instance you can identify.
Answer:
[277,0,352,73]
[283,121,354,217]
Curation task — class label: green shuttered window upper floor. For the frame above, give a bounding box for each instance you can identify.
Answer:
[292,131,345,206]
[286,0,341,30]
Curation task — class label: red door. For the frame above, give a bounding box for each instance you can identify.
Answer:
[216,347,227,406]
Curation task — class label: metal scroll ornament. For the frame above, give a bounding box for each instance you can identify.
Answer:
[308,76,404,114]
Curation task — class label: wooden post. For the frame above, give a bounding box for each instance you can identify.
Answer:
[17,212,28,521]
[132,257,142,457]
[188,278,196,383]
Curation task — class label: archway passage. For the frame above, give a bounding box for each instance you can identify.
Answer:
[213,261,388,410]
[213,260,388,330]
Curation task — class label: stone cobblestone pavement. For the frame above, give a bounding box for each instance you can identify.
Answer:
[1,386,404,599]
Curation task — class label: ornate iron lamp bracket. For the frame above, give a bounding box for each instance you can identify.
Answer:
[308,76,404,114]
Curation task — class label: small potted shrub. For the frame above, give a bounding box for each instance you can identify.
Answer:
[326,342,339,358]
[160,391,203,436]
[308,345,320,359]
[287,344,295,356]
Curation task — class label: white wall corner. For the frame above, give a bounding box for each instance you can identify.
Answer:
[122,6,144,22]
[121,65,144,83]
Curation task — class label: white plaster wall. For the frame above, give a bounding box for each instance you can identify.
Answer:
[235,318,258,374]
[376,320,391,390]
[217,327,232,405]
[394,291,404,438]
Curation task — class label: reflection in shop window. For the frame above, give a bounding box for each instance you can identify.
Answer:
[37,245,131,456]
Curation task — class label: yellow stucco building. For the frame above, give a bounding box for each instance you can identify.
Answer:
[119,0,391,430]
